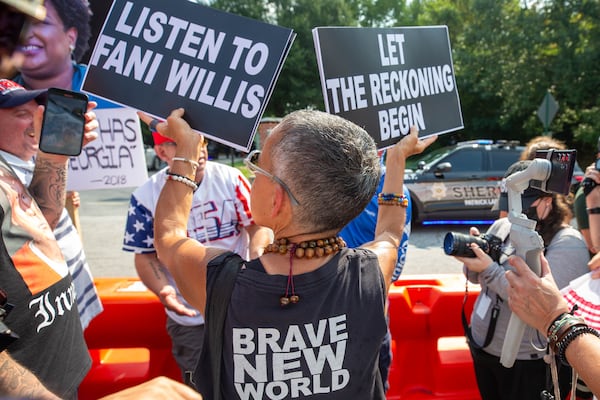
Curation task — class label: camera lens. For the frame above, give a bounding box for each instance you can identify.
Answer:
[443,232,488,258]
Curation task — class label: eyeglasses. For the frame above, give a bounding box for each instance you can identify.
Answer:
[244,150,300,206]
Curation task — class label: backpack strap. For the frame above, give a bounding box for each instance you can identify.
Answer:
[191,252,243,399]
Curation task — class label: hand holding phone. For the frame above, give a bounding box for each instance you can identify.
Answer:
[39,88,88,156]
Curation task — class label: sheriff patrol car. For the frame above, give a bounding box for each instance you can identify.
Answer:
[405,140,524,223]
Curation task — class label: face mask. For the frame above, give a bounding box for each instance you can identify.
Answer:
[524,204,539,221]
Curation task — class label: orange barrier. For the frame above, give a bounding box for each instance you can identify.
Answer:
[78,278,181,400]
[387,274,481,400]
[79,275,481,399]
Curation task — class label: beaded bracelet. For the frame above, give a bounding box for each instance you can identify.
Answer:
[377,192,409,207]
[172,157,199,169]
[165,171,198,191]
[556,325,600,366]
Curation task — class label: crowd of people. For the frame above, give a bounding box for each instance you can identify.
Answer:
[1,0,600,400]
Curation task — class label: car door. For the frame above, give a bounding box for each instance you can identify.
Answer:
[408,147,490,217]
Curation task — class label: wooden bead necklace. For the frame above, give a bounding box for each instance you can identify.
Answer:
[263,236,347,306]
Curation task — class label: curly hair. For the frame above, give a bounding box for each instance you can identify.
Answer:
[47,0,92,62]
[520,136,566,161]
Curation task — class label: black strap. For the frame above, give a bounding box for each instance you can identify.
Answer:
[462,288,502,350]
[191,252,243,399]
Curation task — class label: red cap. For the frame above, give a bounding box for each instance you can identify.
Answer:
[152,131,175,145]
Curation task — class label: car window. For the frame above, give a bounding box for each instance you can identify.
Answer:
[406,146,453,170]
[442,149,483,172]
[489,149,520,172]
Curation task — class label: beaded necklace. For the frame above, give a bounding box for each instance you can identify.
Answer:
[263,236,347,306]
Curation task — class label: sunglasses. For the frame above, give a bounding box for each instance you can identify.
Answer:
[244,150,300,206]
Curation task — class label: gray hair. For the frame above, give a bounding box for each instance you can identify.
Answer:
[270,110,380,232]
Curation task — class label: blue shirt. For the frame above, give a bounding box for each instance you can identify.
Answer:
[339,175,411,282]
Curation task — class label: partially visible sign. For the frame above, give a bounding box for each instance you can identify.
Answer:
[313,26,463,149]
[537,91,559,131]
[82,0,295,152]
[67,108,148,191]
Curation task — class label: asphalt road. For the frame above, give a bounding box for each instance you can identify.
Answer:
[79,183,483,278]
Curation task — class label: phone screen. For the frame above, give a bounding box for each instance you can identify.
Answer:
[39,88,88,156]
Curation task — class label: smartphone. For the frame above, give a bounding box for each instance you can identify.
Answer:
[530,149,576,195]
[39,88,88,156]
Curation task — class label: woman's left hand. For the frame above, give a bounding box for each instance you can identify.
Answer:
[454,226,493,272]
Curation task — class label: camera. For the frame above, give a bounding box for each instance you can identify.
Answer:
[0,288,18,352]
[443,232,503,262]
[529,149,576,195]
[581,155,600,196]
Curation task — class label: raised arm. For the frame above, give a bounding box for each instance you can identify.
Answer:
[362,127,436,290]
[138,109,226,313]
[29,102,98,229]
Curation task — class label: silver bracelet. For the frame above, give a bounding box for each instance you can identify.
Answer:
[172,157,199,169]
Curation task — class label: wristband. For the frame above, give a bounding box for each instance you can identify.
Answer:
[587,207,600,214]
[377,193,409,207]
[556,325,600,366]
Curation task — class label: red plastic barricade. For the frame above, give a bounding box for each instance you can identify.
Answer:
[79,275,481,399]
[386,274,482,400]
[79,278,181,400]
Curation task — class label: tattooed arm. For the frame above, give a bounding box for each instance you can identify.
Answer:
[27,103,98,229]
[0,351,60,400]
[28,155,68,230]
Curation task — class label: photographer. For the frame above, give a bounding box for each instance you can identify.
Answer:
[584,158,600,276]
[574,136,600,255]
[452,160,589,400]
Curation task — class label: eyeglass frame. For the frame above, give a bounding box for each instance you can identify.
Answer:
[244,150,300,206]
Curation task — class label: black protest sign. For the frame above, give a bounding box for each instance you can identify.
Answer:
[313,26,463,149]
[83,0,295,152]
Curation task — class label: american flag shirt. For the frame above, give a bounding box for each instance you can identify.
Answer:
[123,161,255,324]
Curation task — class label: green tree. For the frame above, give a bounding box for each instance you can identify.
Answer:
[206,0,600,163]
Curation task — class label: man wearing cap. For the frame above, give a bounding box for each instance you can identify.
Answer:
[0,78,102,331]
[0,78,97,399]
[123,130,272,385]
[455,159,589,399]
[0,5,204,399]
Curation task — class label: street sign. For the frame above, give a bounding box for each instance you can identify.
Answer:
[537,91,559,133]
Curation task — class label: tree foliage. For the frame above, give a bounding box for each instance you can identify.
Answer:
[208,0,600,165]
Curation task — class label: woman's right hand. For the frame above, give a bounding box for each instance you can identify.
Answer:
[387,126,437,164]
[137,109,204,161]
[505,254,569,335]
